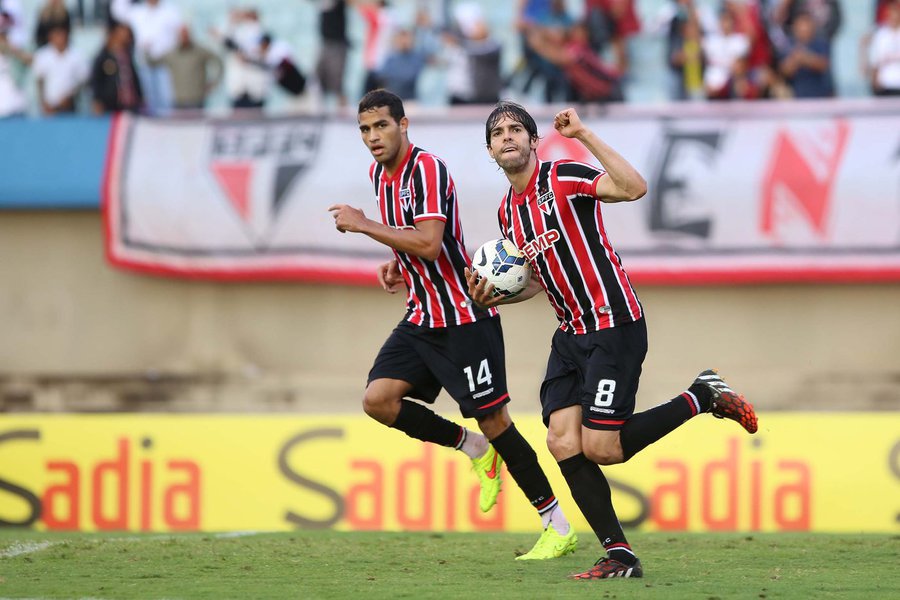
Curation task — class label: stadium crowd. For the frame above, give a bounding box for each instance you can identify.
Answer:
[0,0,897,117]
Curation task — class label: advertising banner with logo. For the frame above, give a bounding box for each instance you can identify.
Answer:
[1,414,897,533]
[103,107,900,284]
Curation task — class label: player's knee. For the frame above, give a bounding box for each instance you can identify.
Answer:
[361,389,398,424]
[583,444,624,466]
[476,408,512,439]
[546,429,580,461]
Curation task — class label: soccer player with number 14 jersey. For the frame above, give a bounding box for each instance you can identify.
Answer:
[329,90,577,560]
[468,102,759,580]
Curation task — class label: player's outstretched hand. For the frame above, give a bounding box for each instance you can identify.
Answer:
[377,259,405,294]
[327,204,368,233]
[464,267,502,309]
[553,108,586,139]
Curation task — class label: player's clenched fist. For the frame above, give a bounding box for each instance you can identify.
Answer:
[328,204,368,233]
[553,108,586,139]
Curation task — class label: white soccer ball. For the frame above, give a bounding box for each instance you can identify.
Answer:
[471,238,532,298]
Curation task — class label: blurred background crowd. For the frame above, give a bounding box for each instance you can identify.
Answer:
[0,0,897,118]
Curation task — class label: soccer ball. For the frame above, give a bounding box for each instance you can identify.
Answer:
[471,239,532,298]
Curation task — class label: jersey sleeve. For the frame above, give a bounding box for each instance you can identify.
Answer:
[554,160,607,200]
[411,154,449,223]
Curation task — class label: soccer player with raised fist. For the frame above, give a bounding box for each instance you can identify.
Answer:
[468,101,758,580]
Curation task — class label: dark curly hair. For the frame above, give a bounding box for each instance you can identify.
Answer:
[484,101,539,146]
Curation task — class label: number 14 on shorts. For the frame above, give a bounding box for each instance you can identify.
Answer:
[463,359,493,392]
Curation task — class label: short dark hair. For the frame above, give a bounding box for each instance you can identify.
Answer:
[358,89,405,123]
[484,101,538,146]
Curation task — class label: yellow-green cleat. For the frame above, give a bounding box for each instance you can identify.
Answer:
[516,524,578,560]
[471,445,503,512]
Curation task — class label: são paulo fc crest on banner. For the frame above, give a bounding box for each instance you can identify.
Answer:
[208,121,321,247]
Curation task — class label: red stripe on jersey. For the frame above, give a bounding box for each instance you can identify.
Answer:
[477,393,509,410]
[370,146,492,328]
[554,175,613,331]
[523,180,582,331]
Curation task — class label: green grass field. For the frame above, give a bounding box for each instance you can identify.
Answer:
[1,530,897,599]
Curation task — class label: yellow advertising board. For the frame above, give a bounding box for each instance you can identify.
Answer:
[0,414,896,533]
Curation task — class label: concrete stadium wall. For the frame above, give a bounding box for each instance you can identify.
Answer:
[2,211,899,415]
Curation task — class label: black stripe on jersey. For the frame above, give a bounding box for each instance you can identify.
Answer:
[571,198,630,324]
[556,162,603,181]
[398,251,428,317]
[522,163,574,326]
[537,163,599,331]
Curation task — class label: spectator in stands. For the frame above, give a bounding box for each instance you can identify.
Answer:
[701,9,750,99]
[668,11,705,100]
[778,10,834,97]
[258,32,307,102]
[868,0,900,96]
[110,0,182,116]
[727,0,782,99]
[771,0,841,57]
[378,28,428,101]
[442,9,502,105]
[527,21,623,103]
[358,0,396,93]
[213,8,266,110]
[584,0,640,74]
[0,23,28,117]
[313,0,351,108]
[32,24,89,115]
[510,0,552,98]
[149,25,222,111]
[658,0,716,100]
[89,21,142,114]
[524,0,576,103]
[34,0,70,49]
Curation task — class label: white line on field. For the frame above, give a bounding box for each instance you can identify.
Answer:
[214,531,261,538]
[0,541,57,558]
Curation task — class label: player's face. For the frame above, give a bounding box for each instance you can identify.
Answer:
[358,106,407,165]
[487,116,536,173]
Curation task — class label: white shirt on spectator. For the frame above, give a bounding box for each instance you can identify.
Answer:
[702,32,750,91]
[869,25,900,91]
[111,0,182,61]
[0,53,26,116]
[32,44,89,107]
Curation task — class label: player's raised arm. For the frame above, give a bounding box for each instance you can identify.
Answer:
[553,108,647,203]
[328,204,445,261]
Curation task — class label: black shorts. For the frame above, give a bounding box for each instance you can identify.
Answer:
[539,318,647,430]
[368,317,510,419]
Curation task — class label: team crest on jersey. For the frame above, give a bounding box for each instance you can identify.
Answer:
[537,190,555,215]
[399,187,413,211]
[208,120,321,248]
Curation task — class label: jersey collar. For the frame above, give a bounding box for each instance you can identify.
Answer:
[511,160,541,205]
[380,143,414,184]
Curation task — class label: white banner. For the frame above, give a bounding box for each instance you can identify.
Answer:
[103,103,900,283]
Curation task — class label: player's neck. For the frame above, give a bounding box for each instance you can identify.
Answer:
[383,138,411,178]
[508,155,538,196]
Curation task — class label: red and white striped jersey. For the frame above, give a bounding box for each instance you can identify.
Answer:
[371,144,497,328]
[497,159,643,334]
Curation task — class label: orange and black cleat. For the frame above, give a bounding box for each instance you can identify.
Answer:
[570,557,643,580]
[695,369,758,434]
